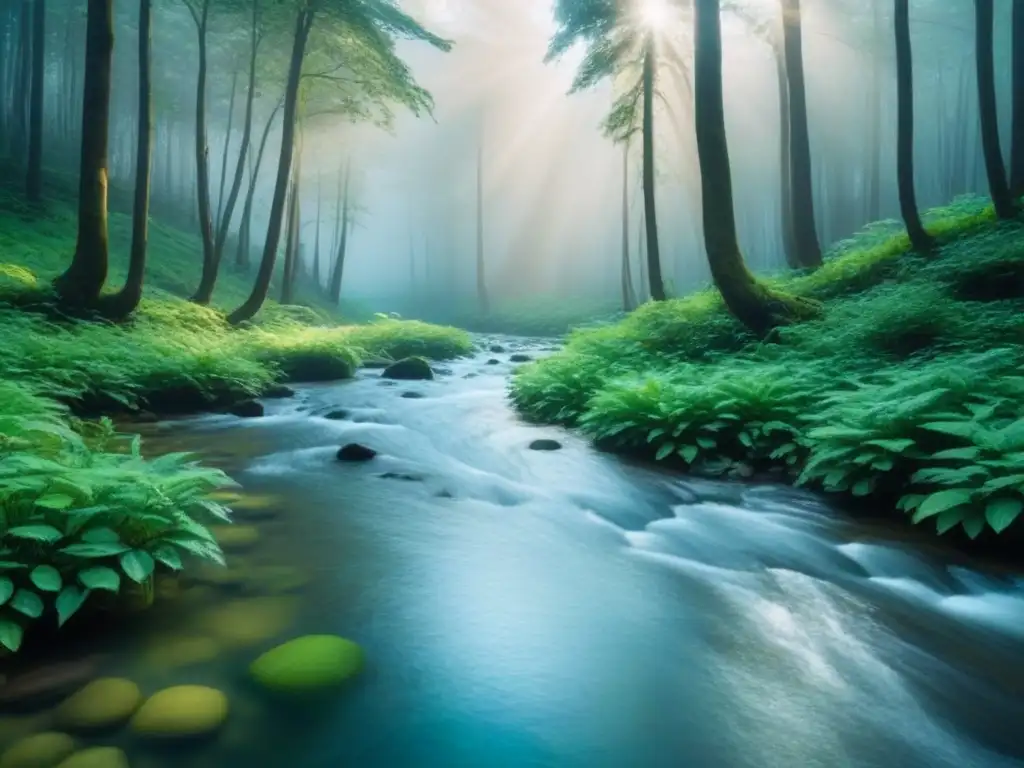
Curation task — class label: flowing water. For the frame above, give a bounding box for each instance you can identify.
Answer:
[3,337,1024,767]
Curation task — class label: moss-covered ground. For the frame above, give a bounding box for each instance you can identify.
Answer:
[0,183,471,653]
[511,195,1024,546]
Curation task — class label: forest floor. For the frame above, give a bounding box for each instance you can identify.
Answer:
[511,194,1024,548]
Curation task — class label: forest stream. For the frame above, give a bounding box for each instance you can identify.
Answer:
[6,336,1024,768]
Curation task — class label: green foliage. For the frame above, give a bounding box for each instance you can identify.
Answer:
[511,198,1024,540]
[0,381,232,651]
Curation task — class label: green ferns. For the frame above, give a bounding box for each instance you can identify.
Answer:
[512,197,1024,541]
[0,382,231,652]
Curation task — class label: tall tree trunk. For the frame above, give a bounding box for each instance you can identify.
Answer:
[974,0,1015,218]
[475,117,489,314]
[227,7,310,325]
[621,143,636,311]
[893,0,930,251]
[328,157,350,304]
[0,5,10,152]
[215,69,238,226]
[25,0,43,201]
[281,177,298,304]
[235,100,280,270]
[313,173,322,285]
[781,0,822,267]
[867,0,882,220]
[770,38,797,266]
[105,0,151,318]
[15,0,29,156]
[693,0,818,336]
[188,0,218,303]
[641,36,667,300]
[53,0,112,305]
[1010,0,1024,197]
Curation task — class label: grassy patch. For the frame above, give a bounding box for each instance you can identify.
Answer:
[511,194,1024,543]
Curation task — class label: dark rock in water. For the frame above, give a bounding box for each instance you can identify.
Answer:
[381,357,434,380]
[435,489,454,499]
[463,373,478,379]
[510,353,532,363]
[0,655,103,712]
[529,438,562,451]
[380,380,396,386]
[486,359,500,366]
[263,384,296,399]
[229,400,264,418]
[401,391,425,399]
[323,409,350,420]
[379,472,424,482]
[489,344,506,353]
[337,443,377,462]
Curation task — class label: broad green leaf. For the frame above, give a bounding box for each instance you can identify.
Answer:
[61,542,131,558]
[56,586,88,627]
[866,439,916,453]
[981,475,1024,493]
[920,421,979,440]
[0,577,13,605]
[152,545,183,571]
[851,479,874,497]
[646,428,665,443]
[6,525,64,544]
[696,437,716,450]
[78,566,121,593]
[30,565,62,592]
[935,507,966,535]
[10,589,44,619]
[0,620,23,652]
[679,445,699,464]
[654,443,675,461]
[985,498,1024,534]
[80,527,121,544]
[914,489,975,520]
[35,493,75,510]
[120,551,155,583]
[896,494,925,512]
[931,447,981,461]
[961,514,985,540]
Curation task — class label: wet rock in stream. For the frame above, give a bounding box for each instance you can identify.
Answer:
[322,409,350,421]
[53,678,141,732]
[0,732,76,768]
[400,391,424,399]
[509,353,532,362]
[228,400,264,418]
[130,685,228,739]
[262,384,295,399]
[529,439,563,451]
[381,357,433,380]
[337,444,377,462]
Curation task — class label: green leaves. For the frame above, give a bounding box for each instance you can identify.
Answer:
[0,620,23,652]
[78,567,121,593]
[0,577,14,606]
[10,589,44,619]
[912,489,974,521]
[30,566,62,592]
[985,498,1023,534]
[120,551,155,584]
[6,525,64,543]
[56,586,88,628]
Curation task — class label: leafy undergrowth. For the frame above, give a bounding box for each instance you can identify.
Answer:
[512,195,1024,544]
[0,188,472,653]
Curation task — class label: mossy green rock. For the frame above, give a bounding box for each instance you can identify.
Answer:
[54,678,142,731]
[55,747,129,768]
[130,686,228,738]
[249,635,364,694]
[381,357,433,381]
[0,732,76,768]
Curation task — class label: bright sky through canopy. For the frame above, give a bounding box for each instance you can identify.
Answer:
[639,0,674,29]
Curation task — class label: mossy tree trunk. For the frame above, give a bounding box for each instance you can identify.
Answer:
[641,35,666,300]
[1011,0,1024,197]
[893,0,930,251]
[973,0,1016,219]
[227,9,312,325]
[187,0,218,304]
[53,0,112,306]
[104,0,152,319]
[693,0,820,337]
[281,177,298,305]
[780,0,822,268]
[328,156,350,304]
[25,0,43,202]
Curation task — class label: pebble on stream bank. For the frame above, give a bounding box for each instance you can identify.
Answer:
[337,444,377,462]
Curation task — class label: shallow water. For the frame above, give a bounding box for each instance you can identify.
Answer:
[3,337,1024,767]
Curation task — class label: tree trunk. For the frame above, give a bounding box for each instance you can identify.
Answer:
[227,4,309,327]
[215,69,237,227]
[1010,0,1024,197]
[328,157,350,304]
[235,100,280,270]
[974,0,1015,218]
[53,0,113,305]
[281,177,298,304]
[781,0,822,268]
[475,117,489,314]
[189,0,218,303]
[15,0,29,156]
[693,0,818,336]
[313,174,322,285]
[104,0,151,318]
[25,0,43,202]
[770,38,797,267]
[641,36,667,300]
[621,143,636,311]
[867,0,882,220]
[893,0,930,251]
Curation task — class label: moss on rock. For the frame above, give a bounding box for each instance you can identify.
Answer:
[55,747,129,768]
[130,685,228,738]
[249,635,365,694]
[53,678,141,732]
[0,732,76,768]
[381,357,433,380]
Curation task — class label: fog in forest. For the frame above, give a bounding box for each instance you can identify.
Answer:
[2,0,1015,316]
